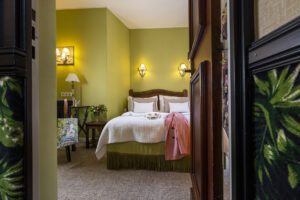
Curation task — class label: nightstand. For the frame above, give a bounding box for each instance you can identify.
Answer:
[85,121,107,148]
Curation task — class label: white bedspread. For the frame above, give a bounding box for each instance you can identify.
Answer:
[95,112,190,159]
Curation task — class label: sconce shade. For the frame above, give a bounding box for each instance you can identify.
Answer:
[139,64,147,78]
[178,63,188,77]
[65,73,80,83]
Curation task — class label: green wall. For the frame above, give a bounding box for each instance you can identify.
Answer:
[130,28,189,92]
[39,0,57,199]
[56,9,108,106]
[56,9,130,119]
[106,10,130,117]
[56,10,189,119]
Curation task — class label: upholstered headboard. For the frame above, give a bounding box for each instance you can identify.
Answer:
[129,89,188,110]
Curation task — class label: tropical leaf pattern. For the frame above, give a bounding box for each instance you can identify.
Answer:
[0,159,23,199]
[0,76,24,199]
[253,64,300,199]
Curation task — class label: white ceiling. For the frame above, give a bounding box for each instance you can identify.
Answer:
[56,0,188,29]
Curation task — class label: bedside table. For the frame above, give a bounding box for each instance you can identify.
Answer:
[71,106,90,136]
[85,121,107,148]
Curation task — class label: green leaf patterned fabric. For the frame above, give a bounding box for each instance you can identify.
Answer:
[0,77,24,199]
[253,64,300,199]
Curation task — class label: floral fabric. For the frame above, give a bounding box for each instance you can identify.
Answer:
[57,118,78,149]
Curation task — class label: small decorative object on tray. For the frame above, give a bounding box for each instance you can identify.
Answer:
[89,104,107,122]
[145,112,161,120]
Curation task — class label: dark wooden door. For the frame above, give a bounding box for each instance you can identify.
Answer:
[190,62,208,200]
[189,0,223,199]
[230,0,300,198]
[0,0,32,199]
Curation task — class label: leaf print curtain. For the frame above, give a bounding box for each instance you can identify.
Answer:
[253,64,300,199]
[0,77,24,199]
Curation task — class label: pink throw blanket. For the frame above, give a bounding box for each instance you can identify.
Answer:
[165,112,190,160]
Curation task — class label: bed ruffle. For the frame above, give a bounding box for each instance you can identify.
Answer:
[106,142,190,172]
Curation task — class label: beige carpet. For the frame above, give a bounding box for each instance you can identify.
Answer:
[58,144,192,200]
[58,143,230,200]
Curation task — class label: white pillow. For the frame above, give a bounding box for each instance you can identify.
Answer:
[128,96,158,111]
[163,97,189,113]
[169,102,190,113]
[159,95,186,112]
[133,102,154,113]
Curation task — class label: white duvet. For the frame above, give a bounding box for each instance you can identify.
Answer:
[95,112,190,159]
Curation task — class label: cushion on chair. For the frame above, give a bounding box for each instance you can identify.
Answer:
[57,118,79,149]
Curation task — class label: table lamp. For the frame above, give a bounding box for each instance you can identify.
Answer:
[65,73,80,106]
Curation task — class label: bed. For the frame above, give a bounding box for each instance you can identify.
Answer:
[95,89,191,172]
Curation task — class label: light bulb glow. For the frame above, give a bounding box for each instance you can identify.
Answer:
[138,64,147,78]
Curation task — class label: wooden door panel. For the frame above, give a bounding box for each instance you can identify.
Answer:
[189,0,223,199]
[191,61,208,200]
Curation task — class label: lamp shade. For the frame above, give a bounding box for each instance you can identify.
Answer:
[178,63,188,77]
[138,64,147,78]
[65,73,80,83]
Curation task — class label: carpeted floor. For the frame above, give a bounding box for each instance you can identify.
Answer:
[58,144,192,200]
[58,143,230,200]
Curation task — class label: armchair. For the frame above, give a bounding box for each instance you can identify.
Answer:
[57,100,78,162]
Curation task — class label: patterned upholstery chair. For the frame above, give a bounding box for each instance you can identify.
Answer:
[57,100,78,162]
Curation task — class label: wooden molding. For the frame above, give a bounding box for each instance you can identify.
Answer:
[190,61,208,200]
[129,89,188,98]
[188,0,207,62]
[249,16,300,66]
[191,175,201,199]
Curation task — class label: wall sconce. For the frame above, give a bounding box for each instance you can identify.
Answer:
[56,46,74,65]
[138,64,147,78]
[178,63,192,77]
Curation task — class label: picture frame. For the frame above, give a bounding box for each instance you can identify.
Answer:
[188,0,207,61]
[56,46,75,65]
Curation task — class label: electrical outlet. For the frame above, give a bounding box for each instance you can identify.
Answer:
[61,92,73,97]
[61,92,68,97]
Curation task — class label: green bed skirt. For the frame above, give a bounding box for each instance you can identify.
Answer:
[106,142,190,172]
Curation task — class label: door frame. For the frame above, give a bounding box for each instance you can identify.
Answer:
[229,0,254,199]
[0,0,33,199]
[229,0,300,199]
